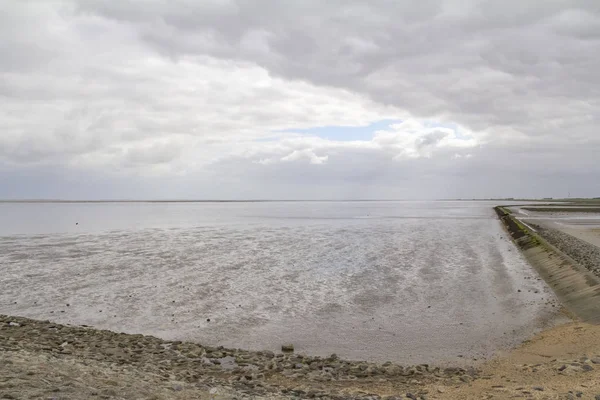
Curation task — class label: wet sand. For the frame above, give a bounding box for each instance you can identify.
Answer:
[0,201,565,366]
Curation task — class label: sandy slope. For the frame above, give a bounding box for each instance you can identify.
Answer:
[432,318,600,399]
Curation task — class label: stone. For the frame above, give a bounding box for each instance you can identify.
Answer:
[263,350,275,358]
[8,322,20,327]
[583,364,594,371]
[281,344,294,353]
[406,394,417,400]
[532,386,544,391]
[171,384,183,391]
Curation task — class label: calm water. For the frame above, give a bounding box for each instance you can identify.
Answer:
[0,201,561,364]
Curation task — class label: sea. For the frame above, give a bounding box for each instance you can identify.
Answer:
[0,200,562,364]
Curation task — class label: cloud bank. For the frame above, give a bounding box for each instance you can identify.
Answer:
[1,1,599,199]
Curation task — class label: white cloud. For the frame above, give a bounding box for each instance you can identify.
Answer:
[281,149,329,165]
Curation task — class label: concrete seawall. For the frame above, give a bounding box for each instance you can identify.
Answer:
[495,206,600,323]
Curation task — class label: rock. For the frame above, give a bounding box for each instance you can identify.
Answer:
[171,384,183,391]
[263,350,275,358]
[583,364,594,371]
[8,322,20,327]
[532,386,544,391]
[594,395,600,400]
[281,344,294,353]
[591,358,600,364]
[406,393,417,400]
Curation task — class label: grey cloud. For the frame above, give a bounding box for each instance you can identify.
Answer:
[416,131,449,149]
[1,0,600,198]
[76,1,600,135]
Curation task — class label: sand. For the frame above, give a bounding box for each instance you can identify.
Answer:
[433,319,600,399]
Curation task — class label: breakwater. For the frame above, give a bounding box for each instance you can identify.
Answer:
[495,206,600,323]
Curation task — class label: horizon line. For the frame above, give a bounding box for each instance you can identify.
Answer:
[0,198,555,204]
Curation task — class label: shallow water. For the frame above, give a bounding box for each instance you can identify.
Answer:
[0,201,562,364]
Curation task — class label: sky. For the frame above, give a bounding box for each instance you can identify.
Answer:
[1,0,599,200]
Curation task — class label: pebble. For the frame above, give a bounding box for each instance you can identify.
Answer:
[281,344,294,352]
[0,315,480,400]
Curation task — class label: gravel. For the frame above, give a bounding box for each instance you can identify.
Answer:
[532,225,600,276]
[0,315,475,400]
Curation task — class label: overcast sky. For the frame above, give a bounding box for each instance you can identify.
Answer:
[1,1,599,199]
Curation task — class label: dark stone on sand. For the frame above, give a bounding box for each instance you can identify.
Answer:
[281,344,294,352]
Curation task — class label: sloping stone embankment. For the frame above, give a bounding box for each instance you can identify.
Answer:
[531,224,600,277]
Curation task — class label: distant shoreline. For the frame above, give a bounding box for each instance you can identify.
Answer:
[0,198,581,204]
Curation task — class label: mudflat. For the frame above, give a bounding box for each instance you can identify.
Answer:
[0,201,563,365]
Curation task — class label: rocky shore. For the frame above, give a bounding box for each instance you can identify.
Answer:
[1,315,475,400]
[7,314,600,399]
[531,224,600,277]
